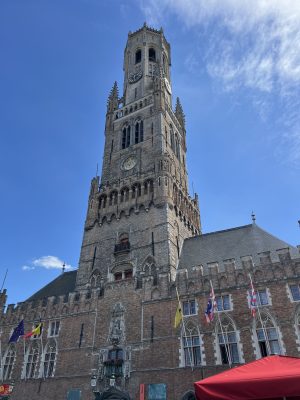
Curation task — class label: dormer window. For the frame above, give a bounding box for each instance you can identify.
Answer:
[149,48,156,62]
[135,49,141,64]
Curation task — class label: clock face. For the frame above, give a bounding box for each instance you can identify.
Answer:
[128,70,143,84]
[122,156,137,171]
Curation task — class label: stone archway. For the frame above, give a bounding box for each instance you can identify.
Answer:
[94,387,131,400]
[181,390,196,400]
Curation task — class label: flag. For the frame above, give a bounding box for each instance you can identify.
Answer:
[174,303,182,328]
[205,288,216,323]
[250,281,257,317]
[8,320,24,343]
[24,323,42,339]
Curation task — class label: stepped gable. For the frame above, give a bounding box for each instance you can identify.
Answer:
[26,270,77,301]
[178,223,299,270]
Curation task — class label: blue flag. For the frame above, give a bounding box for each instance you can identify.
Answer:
[8,320,24,343]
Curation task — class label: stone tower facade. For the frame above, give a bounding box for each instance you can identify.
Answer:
[76,24,200,290]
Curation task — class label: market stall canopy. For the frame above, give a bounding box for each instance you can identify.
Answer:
[194,355,300,400]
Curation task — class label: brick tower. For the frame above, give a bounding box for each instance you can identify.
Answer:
[75,24,200,291]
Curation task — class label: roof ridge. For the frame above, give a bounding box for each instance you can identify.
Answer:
[185,224,253,242]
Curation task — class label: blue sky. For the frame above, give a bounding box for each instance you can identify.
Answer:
[1,0,299,305]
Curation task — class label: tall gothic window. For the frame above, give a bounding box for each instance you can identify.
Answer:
[135,120,144,144]
[120,187,129,202]
[170,126,175,152]
[148,48,156,62]
[104,348,124,377]
[175,135,180,158]
[2,345,16,380]
[135,49,141,64]
[25,342,40,379]
[255,313,281,356]
[144,179,153,195]
[182,323,201,366]
[122,126,131,149]
[132,183,141,198]
[43,340,57,378]
[217,317,240,364]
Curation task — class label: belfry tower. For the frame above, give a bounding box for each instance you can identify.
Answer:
[76,24,200,290]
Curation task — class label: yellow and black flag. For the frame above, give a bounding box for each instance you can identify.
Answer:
[174,303,182,328]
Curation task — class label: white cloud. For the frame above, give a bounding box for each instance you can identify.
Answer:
[32,256,72,270]
[22,265,35,271]
[138,0,300,163]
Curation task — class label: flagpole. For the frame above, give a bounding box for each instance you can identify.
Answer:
[175,286,194,370]
[23,336,27,381]
[39,318,45,380]
[210,280,232,368]
[0,329,3,381]
[249,273,272,356]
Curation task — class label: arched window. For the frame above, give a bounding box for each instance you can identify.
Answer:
[3,345,16,380]
[43,340,57,378]
[132,183,141,198]
[170,125,175,152]
[135,49,141,64]
[149,48,156,62]
[120,187,129,202]
[182,323,201,366]
[25,342,40,379]
[122,126,131,149]
[104,348,124,377]
[109,191,118,206]
[135,120,144,144]
[163,54,167,75]
[99,195,107,209]
[217,317,240,364]
[255,313,281,356]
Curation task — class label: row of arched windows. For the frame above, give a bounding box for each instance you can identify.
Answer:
[173,184,198,226]
[135,48,156,64]
[1,339,57,381]
[99,180,154,209]
[115,96,153,120]
[122,120,144,149]
[181,311,286,367]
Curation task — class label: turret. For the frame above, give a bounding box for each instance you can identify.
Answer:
[175,97,186,150]
[106,81,119,114]
[0,289,7,315]
[175,97,185,129]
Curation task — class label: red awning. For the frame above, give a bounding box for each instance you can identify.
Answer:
[194,355,300,400]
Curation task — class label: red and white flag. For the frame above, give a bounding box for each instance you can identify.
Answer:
[205,286,217,323]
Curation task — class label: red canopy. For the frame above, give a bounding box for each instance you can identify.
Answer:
[194,355,300,400]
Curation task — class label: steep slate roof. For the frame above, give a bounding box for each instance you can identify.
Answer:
[26,270,77,302]
[178,223,299,271]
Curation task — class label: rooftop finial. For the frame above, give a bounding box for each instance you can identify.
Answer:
[251,211,256,224]
[62,262,66,274]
